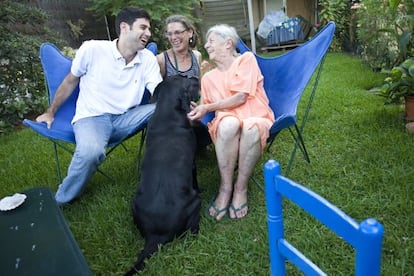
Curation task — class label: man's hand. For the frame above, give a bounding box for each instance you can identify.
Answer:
[36,112,55,129]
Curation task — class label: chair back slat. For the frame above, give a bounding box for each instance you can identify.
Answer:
[264,160,384,275]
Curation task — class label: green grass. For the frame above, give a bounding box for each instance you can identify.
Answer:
[1,52,413,275]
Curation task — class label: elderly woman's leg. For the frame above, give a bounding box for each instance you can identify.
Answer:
[209,116,240,220]
[229,125,261,219]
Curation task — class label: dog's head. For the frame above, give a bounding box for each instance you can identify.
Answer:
[151,75,200,113]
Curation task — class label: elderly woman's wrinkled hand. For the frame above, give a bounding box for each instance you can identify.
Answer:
[187,103,207,121]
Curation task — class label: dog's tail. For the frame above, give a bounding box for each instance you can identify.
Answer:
[124,237,166,276]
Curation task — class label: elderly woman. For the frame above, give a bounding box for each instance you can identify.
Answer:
[187,24,275,220]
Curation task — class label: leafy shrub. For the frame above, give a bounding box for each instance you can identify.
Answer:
[0,1,66,133]
[88,0,199,52]
[357,0,413,70]
[318,0,349,52]
[369,57,414,104]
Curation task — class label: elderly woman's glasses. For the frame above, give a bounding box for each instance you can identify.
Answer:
[165,29,187,38]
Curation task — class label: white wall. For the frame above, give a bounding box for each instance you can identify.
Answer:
[264,0,284,14]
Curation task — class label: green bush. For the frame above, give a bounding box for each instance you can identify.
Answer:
[0,1,66,133]
[318,0,349,52]
[357,0,413,70]
[88,0,199,52]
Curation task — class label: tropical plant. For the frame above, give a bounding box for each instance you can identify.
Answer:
[389,0,414,62]
[357,0,413,70]
[318,0,349,52]
[356,0,396,70]
[369,57,414,104]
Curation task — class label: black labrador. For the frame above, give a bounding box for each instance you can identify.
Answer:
[125,75,201,275]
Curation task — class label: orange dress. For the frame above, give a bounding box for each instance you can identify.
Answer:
[201,52,275,150]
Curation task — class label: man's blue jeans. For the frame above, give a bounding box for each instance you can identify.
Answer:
[55,104,155,205]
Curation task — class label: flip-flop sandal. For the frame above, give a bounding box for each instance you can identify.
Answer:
[205,194,228,221]
[229,202,248,220]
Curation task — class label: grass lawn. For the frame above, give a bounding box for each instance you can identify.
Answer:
[1,52,413,275]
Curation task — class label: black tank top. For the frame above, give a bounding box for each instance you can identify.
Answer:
[164,50,200,78]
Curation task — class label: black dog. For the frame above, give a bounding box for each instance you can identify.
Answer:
[125,75,201,275]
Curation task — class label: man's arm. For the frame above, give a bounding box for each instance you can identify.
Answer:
[36,72,80,129]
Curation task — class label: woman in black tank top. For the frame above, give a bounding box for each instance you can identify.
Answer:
[156,15,202,79]
[156,15,211,153]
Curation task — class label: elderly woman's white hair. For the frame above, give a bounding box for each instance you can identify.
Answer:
[206,24,240,55]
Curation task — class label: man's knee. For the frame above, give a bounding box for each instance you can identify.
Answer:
[75,142,106,164]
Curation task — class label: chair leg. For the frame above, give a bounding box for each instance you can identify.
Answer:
[286,124,310,176]
[120,143,128,152]
[291,124,310,163]
[266,137,276,152]
[136,128,147,173]
[96,168,114,181]
[250,173,264,191]
[53,143,63,183]
[53,140,115,183]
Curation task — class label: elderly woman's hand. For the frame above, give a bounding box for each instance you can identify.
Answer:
[187,102,208,121]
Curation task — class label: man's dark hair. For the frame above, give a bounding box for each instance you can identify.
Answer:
[115,7,151,36]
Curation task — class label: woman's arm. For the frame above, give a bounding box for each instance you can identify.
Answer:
[187,92,247,121]
[156,53,166,78]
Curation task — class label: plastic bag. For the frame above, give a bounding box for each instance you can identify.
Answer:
[257,11,288,39]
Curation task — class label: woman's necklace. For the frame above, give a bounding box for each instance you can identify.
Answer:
[172,50,192,71]
[172,50,180,71]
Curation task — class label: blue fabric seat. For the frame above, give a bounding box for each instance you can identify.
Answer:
[23,42,158,182]
[264,160,384,275]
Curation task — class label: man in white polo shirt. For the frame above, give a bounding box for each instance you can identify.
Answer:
[36,7,163,205]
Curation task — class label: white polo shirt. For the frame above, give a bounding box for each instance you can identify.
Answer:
[71,39,162,123]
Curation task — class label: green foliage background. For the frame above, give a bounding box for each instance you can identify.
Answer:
[88,0,200,51]
[0,1,65,133]
[1,0,413,133]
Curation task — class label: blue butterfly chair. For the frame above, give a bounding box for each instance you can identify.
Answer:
[264,160,384,275]
[23,42,158,182]
[202,22,335,176]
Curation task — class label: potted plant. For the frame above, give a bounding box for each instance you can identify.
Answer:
[370,57,414,120]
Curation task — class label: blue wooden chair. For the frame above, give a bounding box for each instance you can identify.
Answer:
[23,42,158,182]
[263,159,384,275]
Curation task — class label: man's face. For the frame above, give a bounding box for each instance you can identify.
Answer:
[122,18,151,50]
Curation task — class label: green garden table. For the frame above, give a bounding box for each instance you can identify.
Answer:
[0,187,91,275]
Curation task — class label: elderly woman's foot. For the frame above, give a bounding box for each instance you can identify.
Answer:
[208,190,232,221]
[406,122,414,134]
[229,191,248,220]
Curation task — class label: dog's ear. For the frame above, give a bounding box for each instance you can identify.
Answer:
[179,77,200,112]
[188,77,200,102]
[180,89,191,113]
